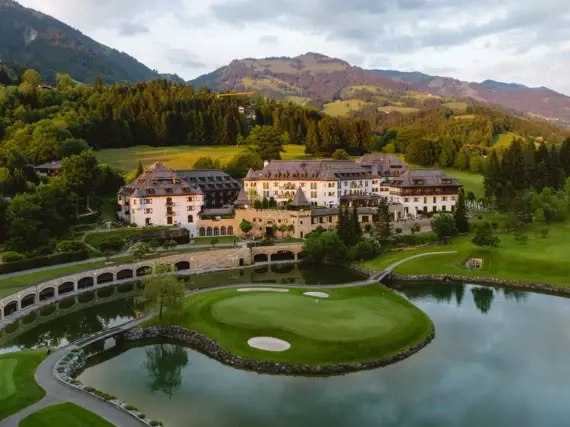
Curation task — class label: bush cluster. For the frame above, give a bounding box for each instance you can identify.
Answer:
[0,250,89,274]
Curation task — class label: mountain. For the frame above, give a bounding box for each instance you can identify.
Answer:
[159,73,186,84]
[370,69,570,124]
[188,53,410,106]
[0,0,159,84]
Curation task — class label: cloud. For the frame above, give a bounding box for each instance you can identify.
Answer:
[162,48,207,69]
[260,35,279,45]
[118,22,150,36]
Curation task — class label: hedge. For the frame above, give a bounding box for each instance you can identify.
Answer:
[0,250,89,274]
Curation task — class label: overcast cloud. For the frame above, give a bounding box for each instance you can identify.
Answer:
[18,0,570,94]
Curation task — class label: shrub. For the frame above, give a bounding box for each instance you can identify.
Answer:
[150,421,162,426]
[84,386,96,392]
[2,251,24,263]
[125,405,138,411]
[138,414,146,419]
[56,240,85,253]
[0,250,89,274]
[56,367,65,373]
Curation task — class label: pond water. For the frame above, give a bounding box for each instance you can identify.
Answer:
[0,263,364,354]
[77,282,570,427]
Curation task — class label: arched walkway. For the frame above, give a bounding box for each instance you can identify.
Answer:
[136,266,151,277]
[39,287,56,301]
[77,277,94,290]
[117,269,133,281]
[271,251,295,262]
[221,226,227,236]
[58,282,74,295]
[207,227,213,237]
[199,227,206,237]
[97,273,114,285]
[228,226,234,236]
[20,293,36,309]
[4,300,19,317]
[175,261,190,271]
[254,253,269,263]
[214,227,220,236]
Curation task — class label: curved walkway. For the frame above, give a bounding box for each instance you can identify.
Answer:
[0,316,151,427]
[0,251,455,426]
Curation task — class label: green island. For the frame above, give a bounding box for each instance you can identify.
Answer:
[144,284,433,365]
[19,402,114,427]
[0,350,47,421]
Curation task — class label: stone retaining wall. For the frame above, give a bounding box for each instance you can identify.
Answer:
[390,274,570,296]
[124,324,435,376]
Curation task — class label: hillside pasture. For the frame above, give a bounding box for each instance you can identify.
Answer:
[323,99,376,116]
[493,132,520,149]
[443,101,469,111]
[377,106,420,114]
[95,144,309,171]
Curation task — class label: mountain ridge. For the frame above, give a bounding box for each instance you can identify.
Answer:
[0,0,160,84]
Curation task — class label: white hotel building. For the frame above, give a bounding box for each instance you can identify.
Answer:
[117,163,204,235]
[244,155,462,217]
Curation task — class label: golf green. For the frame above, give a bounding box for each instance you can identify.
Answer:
[147,284,433,365]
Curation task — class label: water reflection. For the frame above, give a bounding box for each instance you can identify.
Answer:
[143,343,189,398]
[471,287,494,314]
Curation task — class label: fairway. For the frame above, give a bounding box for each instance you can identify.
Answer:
[146,284,433,365]
[95,144,311,171]
[364,222,570,288]
[19,403,115,427]
[0,351,47,421]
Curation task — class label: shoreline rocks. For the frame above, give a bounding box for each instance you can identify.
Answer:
[123,324,435,376]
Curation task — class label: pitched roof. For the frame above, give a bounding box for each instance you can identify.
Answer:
[33,160,62,170]
[245,160,373,181]
[176,170,241,192]
[290,187,311,207]
[234,187,251,206]
[358,154,408,177]
[390,169,462,188]
[118,162,203,197]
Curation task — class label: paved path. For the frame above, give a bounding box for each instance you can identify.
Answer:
[0,243,245,280]
[370,251,458,281]
[0,316,151,427]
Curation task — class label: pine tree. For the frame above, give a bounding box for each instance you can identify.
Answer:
[454,189,469,233]
[305,122,321,155]
[559,137,570,176]
[501,140,528,190]
[374,198,391,240]
[352,204,362,242]
[484,151,501,198]
[136,161,144,176]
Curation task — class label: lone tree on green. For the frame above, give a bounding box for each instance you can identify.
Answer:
[245,125,288,161]
[431,214,458,243]
[142,265,186,320]
[472,221,500,247]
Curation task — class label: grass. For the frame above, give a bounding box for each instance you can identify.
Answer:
[377,106,420,114]
[323,99,376,117]
[443,101,468,111]
[144,284,432,365]
[442,168,484,198]
[493,132,520,149]
[193,236,239,244]
[364,222,570,288]
[0,350,47,421]
[96,144,310,171]
[19,402,115,427]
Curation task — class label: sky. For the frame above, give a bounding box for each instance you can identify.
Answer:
[18,0,570,94]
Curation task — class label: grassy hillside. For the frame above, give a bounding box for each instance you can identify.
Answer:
[323,99,376,117]
[96,144,311,171]
[493,132,520,149]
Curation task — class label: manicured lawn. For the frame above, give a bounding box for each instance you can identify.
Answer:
[442,169,484,199]
[0,350,47,421]
[95,144,310,171]
[19,403,114,427]
[364,222,570,287]
[192,236,240,245]
[144,284,432,365]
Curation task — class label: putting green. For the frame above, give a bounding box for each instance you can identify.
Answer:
[147,284,433,365]
[0,359,17,399]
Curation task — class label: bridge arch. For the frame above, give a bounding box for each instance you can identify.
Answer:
[78,276,95,290]
[254,253,268,263]
[136,266,152,277]
[58,282,75,295]
[117,269,133,281]
[39,287,56,301]
[175,261,190,271]
[97,272,114,285]
[270,250,295,262]
[20,293,37,309]
[3,300,19,317]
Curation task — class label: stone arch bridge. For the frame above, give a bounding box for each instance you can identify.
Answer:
[0,244,304,325]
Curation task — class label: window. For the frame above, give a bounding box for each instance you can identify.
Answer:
[273,182,278,187]
[199,227,205,237]
[167,216,173,225]
[328,216,333,223]
[414,198,419,202]
[187,206,194,211]
[404,198,410,202]
[344,182,348,187]
[166,188,173,194]
[207,227,213,236]
[145,218,151,226]
[311,191,317,198]
[311,183,317,190]
[424,197,427,204]
[133,200,137,205]
[433,197,436,203]
[433,206,437,212]
[144,208,153,214]
[442,206,447,212]
[144,199,152,205]
[186,197,193,202]
[221,226,227,235]
[228,226,234,235]
[329,192,335,197]
[188,215,194,223]
[442,197,448,201]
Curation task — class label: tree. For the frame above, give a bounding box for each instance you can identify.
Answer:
[136,161,144,177]
[56,73,74,90]
[141,265,186,320]
[143,343,189,398]
[303,231,348,264]
[61,150,100,209]
[130,242,153,259]
[57,138,89,158]
[210,237,219,247]
[22,69,41,86]
[55,240,84,253]
[373,198,391,239]
[454,189,469,233]
[332,149,349,160]
[352,204,362,242]
[453,150,468,170]
[286,224,295,238]
[472,221,500,247]
[239,219,253,237]
[277,224,287,238]
[193,157,220,170]
[223,151,263,178]
[411,223,421,234]
[244,125,287,161]
[431,214,458,243]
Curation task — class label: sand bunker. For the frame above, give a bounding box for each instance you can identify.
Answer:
[237,288,288,293]
[247,337,291,352]
[303,292,329,298]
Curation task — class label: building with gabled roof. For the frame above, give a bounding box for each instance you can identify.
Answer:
[117,162,204,234]
[175,169,241,208]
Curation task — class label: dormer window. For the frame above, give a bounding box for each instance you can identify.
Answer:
[441,179,452,184]
[165,188,173,194]
[413,179,424,185]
